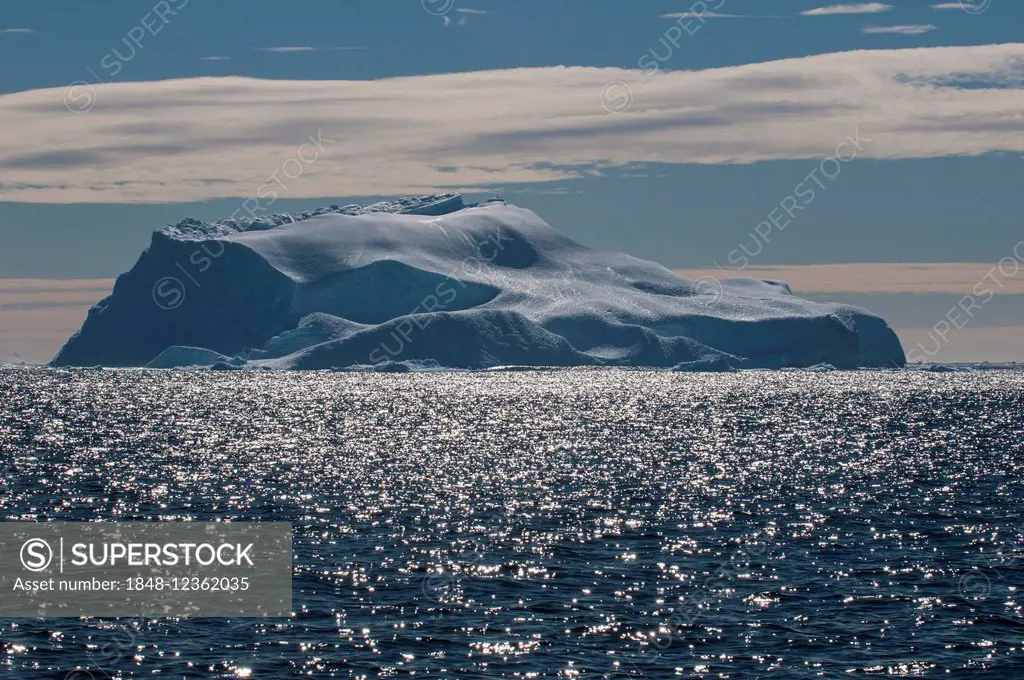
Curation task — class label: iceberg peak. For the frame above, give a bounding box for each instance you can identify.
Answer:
[160,193,469,242]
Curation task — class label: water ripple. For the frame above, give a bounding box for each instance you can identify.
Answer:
[1,368,1023,677]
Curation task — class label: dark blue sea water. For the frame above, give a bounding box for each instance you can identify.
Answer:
[1,367,1023,678]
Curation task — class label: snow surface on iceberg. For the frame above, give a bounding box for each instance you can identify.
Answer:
[52,194,905,370]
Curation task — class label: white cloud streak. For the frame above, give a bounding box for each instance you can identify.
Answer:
[800,3,893,15]
[258,46,366,53]
[0,28,35,34]
[661,12,769,19]
[863,24,938,34]
[1,44,1023,203]
[930,2,964,8]
[259,46,315,52]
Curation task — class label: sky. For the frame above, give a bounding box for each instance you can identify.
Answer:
[1,0,1022,364]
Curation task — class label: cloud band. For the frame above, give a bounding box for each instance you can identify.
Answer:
[1,44,1022,203]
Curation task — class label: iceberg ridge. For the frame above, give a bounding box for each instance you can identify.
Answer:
[53,195,906,370]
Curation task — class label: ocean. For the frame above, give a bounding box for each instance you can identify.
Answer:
[1,368,1022,678]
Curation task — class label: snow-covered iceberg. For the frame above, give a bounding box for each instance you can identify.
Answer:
[52,194,905,370]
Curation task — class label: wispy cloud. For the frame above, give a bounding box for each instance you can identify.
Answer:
[0,28,35,34]
[661,12,763,19]
[863,24,938,34]
[443,8,486,27]
[930,2,965,7]
[800,3,893,15]
[2,44,1023,203]
[201,56,231,61]
[258,46,366,53]
[259,46,315,53]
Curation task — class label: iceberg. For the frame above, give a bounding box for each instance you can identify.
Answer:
[146,346,239,369]
[52,194,905,370]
